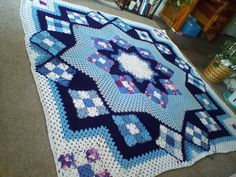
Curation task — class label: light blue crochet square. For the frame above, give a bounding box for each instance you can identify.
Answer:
[69,89,109,119]
[37,58,76,87]
[88,11,108,25]
[31,31,66,56]
[67,11,89,25]
[45,16,71,34]
[112,18,132,32]
[112,114,152,147]
[195,94,217,111]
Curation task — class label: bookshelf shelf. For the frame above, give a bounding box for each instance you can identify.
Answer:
[116,0,163,19]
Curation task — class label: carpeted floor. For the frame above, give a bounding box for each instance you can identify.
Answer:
[0,0,236,177]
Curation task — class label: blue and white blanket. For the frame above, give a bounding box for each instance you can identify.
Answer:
[20,0,236,176]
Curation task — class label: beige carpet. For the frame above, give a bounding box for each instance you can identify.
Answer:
[0,0,236,177]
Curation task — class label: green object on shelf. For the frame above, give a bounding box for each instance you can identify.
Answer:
[224,91,236,110]
[169,0,190,7]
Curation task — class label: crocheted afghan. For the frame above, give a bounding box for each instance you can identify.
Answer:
[20,0,236,176]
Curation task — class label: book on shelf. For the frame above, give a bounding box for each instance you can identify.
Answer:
[133,0,141,12]
[127,0,162,17]
[139,0,148,15]
[148,0,162,17]
[145,2,152,16]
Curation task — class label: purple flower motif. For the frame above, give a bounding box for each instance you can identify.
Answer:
[163,82,178,94]
[145,83,168,108]
[58,153,76,169]
[91,37,113,51]
[112,74,140,94]
[144,91,152,98]
[120,75,136,94]
[232,124,236,130]
[111,35,132,50]
[160,79,181,95]
[88,52,114,73]
[85,147,101,163]
[95,169,112,177]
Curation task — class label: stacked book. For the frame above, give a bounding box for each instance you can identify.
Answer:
[129,0,162,17]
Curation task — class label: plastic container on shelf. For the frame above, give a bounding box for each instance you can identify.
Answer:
[181,15,202,37]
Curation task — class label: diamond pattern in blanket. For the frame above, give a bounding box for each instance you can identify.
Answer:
[37,58,76,86]
[69,89,109,118]
[20,1,236,177]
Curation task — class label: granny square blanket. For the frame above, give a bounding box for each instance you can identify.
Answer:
[20,0,236,176]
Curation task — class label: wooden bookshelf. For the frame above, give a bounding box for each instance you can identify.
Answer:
[192,0,236,40]
[116,0,163,19]
[160,0,236,40]
[116,0,131,9]
[160,0,200,31]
